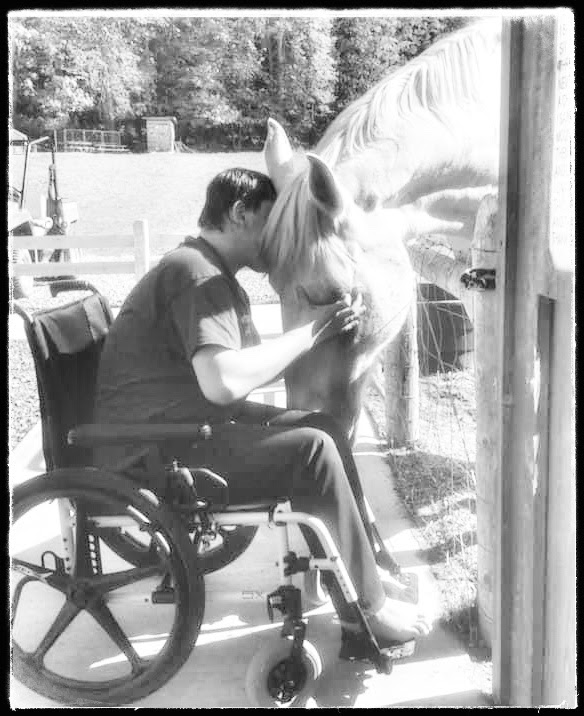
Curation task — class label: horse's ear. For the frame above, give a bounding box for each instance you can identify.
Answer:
[263,118,295,193]
[306,153,344,218]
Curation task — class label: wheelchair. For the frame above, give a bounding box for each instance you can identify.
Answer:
[10,280,416,707]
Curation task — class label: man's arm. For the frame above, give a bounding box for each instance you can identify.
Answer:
[192,295,363,406]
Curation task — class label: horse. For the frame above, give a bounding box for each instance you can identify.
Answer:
[261,19,502,440]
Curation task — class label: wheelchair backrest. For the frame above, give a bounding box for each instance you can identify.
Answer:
[22,292,114,470]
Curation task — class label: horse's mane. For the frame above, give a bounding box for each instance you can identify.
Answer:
[261,20,501,290]
[261,169,356,295]
[315,19,501,167]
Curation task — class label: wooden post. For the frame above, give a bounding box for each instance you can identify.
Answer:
[133,220,150,279]
[407,241,475,325]
[540,10,575,707]
[493,14,575,707]
[472,193,503,649]
[383,281,419,447]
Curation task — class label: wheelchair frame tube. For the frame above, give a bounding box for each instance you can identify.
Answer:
[58,498,76,575]
[93,506,361,607]
[215,507,359,606]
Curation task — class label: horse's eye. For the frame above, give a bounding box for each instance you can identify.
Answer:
[296,285,341,307]
[296,286,348,307]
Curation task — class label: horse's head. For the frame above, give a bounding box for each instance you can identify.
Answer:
[259,21,502,438]
[262,119,415,439]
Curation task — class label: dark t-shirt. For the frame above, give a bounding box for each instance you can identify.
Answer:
[94,236,261,429]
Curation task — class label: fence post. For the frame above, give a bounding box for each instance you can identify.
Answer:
[472,193,503,648]
[133,220,150,279]
[383,281,419,447]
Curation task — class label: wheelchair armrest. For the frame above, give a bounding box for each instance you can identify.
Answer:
[68,422,213,447]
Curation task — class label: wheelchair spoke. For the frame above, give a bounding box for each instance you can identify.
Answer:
[86,599,147,675]
[11,471,205,704]
[32,599,81,665]
[88,565,164,597]
[12,557,70,593]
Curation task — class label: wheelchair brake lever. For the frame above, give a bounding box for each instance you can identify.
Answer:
[191,468,229,505]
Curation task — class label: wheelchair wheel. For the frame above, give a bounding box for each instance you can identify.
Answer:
[101,522,258,575]
[11,468,204,706]
[245,636,322,708]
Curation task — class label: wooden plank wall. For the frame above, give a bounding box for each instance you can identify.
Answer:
[11,220,151,281]
[493,14,575,707]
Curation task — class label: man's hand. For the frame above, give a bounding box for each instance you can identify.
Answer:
[311,293,366,345]
[193,293,366,406]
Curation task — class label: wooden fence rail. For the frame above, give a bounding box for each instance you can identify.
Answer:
[54,129,127,153]
[10,220,151,281]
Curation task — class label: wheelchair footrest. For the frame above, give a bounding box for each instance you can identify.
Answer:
[339,628,416,665]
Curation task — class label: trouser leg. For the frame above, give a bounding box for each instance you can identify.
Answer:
[237,403,381,553]
[181,420,386,621]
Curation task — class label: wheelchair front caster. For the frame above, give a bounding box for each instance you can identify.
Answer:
[245,636,322,708]
[303,568,330,608]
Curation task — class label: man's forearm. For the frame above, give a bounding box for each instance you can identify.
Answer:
[194,322,316,405]
[217,323,316,399]
[193,295,363,406]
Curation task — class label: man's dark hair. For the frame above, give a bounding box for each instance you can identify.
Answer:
[198,168,277,231]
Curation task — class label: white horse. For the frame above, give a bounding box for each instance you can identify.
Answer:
[261,19,501,438]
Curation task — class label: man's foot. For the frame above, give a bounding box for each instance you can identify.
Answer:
[342,597,433,644]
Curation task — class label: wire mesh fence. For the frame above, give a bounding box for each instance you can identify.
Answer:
[364,260,480,641]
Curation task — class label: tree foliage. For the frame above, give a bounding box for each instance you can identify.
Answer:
[9,16,155,132]
[258,17,335,140]
[150,17,262,124]
[9,14,471,147]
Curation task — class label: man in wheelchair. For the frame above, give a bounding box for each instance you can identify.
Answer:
[93,168,433,652]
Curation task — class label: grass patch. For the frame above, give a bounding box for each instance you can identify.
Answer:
[9,150,268,253]
[365,368,481,645]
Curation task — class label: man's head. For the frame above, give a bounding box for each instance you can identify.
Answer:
[198,168,276,273]
[198,168,276,232]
